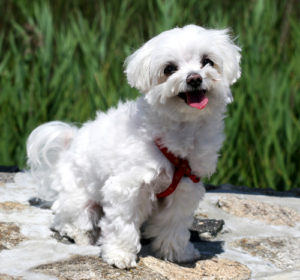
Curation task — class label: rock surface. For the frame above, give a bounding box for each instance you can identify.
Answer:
[33,255,168,280]
[0,274,23,280]
[0,222,26,250]
[217,195,300,227]
[0,172,300,279]
[140,256,251,280]
[233,237,300,270]
[32,255,251,280]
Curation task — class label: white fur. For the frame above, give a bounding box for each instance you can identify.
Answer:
[25,25,241,268]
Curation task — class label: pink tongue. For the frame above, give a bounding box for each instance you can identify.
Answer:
[186,91,208,110]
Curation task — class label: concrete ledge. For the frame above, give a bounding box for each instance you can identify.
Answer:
[0,173,299,279]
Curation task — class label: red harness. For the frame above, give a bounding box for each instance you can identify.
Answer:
[155,139,200,199]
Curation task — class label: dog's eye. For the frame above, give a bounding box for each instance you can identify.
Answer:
[164,64,178,76]
[202,58,214,67]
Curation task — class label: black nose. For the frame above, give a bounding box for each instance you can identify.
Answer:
[186,73,202,88]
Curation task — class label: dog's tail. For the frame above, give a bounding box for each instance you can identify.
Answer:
[25,121,78,200]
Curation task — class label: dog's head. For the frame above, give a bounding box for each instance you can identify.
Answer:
[125,25,241,121]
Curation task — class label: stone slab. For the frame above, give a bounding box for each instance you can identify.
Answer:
[1,173,300,279]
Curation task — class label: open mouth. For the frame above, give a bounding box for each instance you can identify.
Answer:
[178,90,208,110]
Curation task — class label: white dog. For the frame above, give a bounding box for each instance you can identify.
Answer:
[25,25,241,269]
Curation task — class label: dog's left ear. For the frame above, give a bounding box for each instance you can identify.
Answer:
[124,43,153,94]
[214,29,241,103]
[217,29,241,85]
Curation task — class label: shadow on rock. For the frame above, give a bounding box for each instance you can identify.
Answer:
[139,231,224,269]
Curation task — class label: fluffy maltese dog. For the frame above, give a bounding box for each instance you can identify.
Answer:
[25,25,241,269]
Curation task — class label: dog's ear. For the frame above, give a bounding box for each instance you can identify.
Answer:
[214,29,241,103]
[124,44,153,94]
[218,29,241,85]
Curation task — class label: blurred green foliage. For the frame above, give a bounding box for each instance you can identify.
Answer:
[0,0,299,190]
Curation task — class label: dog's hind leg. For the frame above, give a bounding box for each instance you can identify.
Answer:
[49,161,103,245]
[51,190,103,245]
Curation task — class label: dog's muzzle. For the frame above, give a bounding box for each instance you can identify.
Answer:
[178,73,208,110]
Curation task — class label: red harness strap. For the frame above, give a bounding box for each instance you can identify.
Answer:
[155,139,200,199]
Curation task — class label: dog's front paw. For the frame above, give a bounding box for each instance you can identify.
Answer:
[102,250,137,269]
[154,239,200,263]
[178,242,201,263]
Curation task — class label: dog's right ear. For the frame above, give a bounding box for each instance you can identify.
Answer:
[124,44,153,94]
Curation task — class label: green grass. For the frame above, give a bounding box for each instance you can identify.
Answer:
[0,0,299,190]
